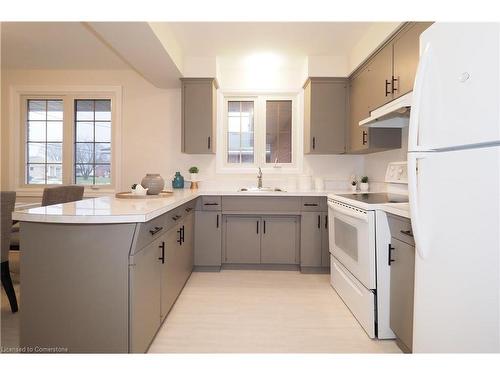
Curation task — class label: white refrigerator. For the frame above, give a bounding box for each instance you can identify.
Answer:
[408,23,500,352]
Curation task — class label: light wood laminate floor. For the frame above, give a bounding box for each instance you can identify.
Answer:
[148,270,401,353]
[2,263,400,353]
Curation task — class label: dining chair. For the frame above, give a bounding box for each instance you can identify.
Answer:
[10,185,85,250]
[1,191,18,313]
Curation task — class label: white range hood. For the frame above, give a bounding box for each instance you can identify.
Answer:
[359,92,412,128]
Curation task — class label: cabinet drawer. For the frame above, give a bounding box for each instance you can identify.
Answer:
[200,196,222,211]
[387,214,414,246]
[330,256,375,338]
[301,196,326,211]
[133,214,168,254]
[222,196,300,213]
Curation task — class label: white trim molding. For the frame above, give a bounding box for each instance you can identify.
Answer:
[9,85,123,195]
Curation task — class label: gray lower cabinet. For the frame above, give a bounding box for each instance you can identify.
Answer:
[129,238,162,353]
[160,224,183,320]
[300,212,330,270]
[388,215,415,352]
[261,216,299,264]
[224,216,261,264]
[194,211,222,267]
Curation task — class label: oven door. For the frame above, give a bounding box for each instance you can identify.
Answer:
[328,199,376,289]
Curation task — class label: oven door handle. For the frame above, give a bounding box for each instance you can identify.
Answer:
[327,201,369,223]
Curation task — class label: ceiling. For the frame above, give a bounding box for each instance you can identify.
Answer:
[1,22,129,69]
[166,22,377,57]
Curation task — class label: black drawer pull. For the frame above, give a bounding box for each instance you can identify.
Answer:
[185,207,193,212]
[304,203,318,207]
[149,226,163,235]
[204,202,219,206]
[400,230,413,238]
[172,215,181,221]
[216,214,219,228]
[388,244,395,265]
[158,241,165,264]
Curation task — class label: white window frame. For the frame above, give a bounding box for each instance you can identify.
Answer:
[216,91,303,174]
[9,85,122,196]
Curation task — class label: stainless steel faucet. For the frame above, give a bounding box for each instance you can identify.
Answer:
[257,167,263,188]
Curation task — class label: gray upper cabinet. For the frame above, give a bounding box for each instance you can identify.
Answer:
[224,216,261,264]
[366,44,394,111]
[261,216,299,264]
[181,78,218,154]
[303,77,347,154]
[194,211,222,267]
[392,22,434,99]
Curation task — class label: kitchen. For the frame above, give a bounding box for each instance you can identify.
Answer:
[1,1,499,372]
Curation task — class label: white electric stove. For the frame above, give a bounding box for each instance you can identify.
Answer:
[327,162,408,339]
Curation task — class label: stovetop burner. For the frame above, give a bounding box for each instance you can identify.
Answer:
[337,193,409,204]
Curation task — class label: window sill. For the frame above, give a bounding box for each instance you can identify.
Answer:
[15,187,116,198]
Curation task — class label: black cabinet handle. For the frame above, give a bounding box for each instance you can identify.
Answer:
[177,228,182,245]
[204,202,219,206]
[362,131,367,145]
[208,136,211,150]
[385,79,391,96]
[304,203,318,207]
[392,76,398,93]
[325,215,328,229]
[312,137,316,150]
[388,244,395,265]
[216,214,219,228]
[263,220,266,234]
[317,215,321,229]
[181,225,185,243]
[256,220,259,234]
[158,241,165,264]
[149,226,163,235]
[172,214,181,221]
[400,229,413,238]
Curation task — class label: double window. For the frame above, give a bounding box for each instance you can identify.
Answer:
[223,94,296,170]
[22,94,115,188]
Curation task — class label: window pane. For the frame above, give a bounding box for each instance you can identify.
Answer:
[28,122,46,142]
[75,164,94,185]
[226,101,254,164]
[94,100,111,121]
[28,143,46,163]
[76,122,94,142]
[95,122,111,142]
[95,164,111,185]
[76,143,94,163]
[27,164,46,184]
[47,122,63,142]
[47,100,63,121]
[76,100,94,121]
[28,100,46,120]
[47,143,63,163]
[46,164,63,184]
[95,143,111,163]
[266,100,292,164]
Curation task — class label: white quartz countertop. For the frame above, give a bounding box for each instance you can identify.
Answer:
[12,189,340,224]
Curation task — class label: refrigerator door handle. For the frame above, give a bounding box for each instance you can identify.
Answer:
[408,153,428,259]
[408,42,431,152]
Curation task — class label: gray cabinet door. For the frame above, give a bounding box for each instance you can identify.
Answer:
[304,78,347,154]
[181,212,194,282]
[261,216,298,264]
[160,224,183,320]
[349,66,371,153]
[224,216,261,264]
[181,78,217,154]
[129,239,162,353]
[392,22,433,99]
[366,43,393,111]
[389,237,416,352]
[300,212,322,267]
[194,211,222,266]
[321,213,330,267]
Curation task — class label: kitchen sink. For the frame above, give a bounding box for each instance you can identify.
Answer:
[238,187,286,193]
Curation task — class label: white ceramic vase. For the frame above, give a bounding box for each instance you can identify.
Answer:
[350,184,357,192]
[360,182,369,192]
[190,173,198,181]
[141,174,165,195]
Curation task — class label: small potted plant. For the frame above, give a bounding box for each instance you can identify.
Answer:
[360,176,369,192]
[350,180,357,192]
[189,166,199,182]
